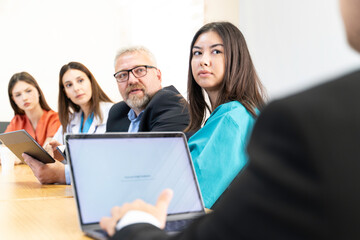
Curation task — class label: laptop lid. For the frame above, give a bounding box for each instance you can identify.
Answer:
[65,132,205,238]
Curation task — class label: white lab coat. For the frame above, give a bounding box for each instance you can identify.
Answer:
[53,102,113,144]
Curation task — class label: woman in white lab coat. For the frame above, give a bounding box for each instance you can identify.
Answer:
[53,62,113,144]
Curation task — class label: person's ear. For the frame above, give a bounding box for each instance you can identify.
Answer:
[156,69,162,83]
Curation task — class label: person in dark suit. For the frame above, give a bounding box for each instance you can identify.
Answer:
[107,46,189,133]
[106,86,188,132]
[99,0,360,239]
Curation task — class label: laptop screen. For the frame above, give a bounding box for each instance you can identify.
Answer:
[66,133,204,225]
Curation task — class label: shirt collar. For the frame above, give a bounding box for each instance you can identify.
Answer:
[127,109,144,122]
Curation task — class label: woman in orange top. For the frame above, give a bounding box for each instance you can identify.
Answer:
[5,72,61,147]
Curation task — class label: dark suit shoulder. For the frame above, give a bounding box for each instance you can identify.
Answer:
[282,69,360,108]
[269,69,360,138]
[106,101,131,132]
[139,85,190,132]
[148,85,182,105]
[109,101,130,114]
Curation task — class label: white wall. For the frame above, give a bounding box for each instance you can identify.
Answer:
[204,0,239,26]
[238,0,360,100]
[0,0,204,121]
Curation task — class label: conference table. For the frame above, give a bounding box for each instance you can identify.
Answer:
[0,164,91,239]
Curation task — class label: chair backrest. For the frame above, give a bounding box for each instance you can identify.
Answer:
[0,122,10,133]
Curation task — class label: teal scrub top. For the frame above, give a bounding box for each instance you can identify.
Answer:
[188,101,257,208]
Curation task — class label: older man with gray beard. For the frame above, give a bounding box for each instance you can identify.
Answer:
[106,46,189,133]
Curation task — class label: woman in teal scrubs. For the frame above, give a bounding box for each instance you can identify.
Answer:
[186,22,266,208]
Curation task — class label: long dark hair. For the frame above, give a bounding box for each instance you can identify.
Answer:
[186,22,266,132]
[8,72,52,115]
[58,62,112,133]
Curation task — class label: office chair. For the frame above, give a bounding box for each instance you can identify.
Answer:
[0,122,10,134]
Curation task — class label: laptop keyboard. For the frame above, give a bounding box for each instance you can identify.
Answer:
[92,229,109,239]
[94,229,108,235]
[164,219,194,232]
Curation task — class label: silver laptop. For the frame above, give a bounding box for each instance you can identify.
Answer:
[65,132,205,240]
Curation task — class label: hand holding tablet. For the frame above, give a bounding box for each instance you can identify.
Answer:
[0,130,55,164]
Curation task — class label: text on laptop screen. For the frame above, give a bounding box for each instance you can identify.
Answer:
[67,135,203,225]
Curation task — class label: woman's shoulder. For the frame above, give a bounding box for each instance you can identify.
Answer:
[100,102,114,116]
[213,101,249,117]
[4,114,27,132]
[8,114,27,123]
[209,101,254,126]
[42,109,59,119]
[196,102,254,139]
[9,114,27,122]
[46,109,57,114]
[96,102,114,123]
[99,102,114,114]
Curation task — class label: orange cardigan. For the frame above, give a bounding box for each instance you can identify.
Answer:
[5,110,61,146]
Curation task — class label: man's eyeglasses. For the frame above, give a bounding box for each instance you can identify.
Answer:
[114,65,157,83]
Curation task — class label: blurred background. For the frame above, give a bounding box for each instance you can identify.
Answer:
[0,0,359,121]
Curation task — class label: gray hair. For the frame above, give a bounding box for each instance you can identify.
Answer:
[114,46,157,67]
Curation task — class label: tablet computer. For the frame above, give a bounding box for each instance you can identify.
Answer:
[0,130,55,164]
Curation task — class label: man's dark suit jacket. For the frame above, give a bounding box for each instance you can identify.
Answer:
[112,70,360,240]
[106,85,189,132]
